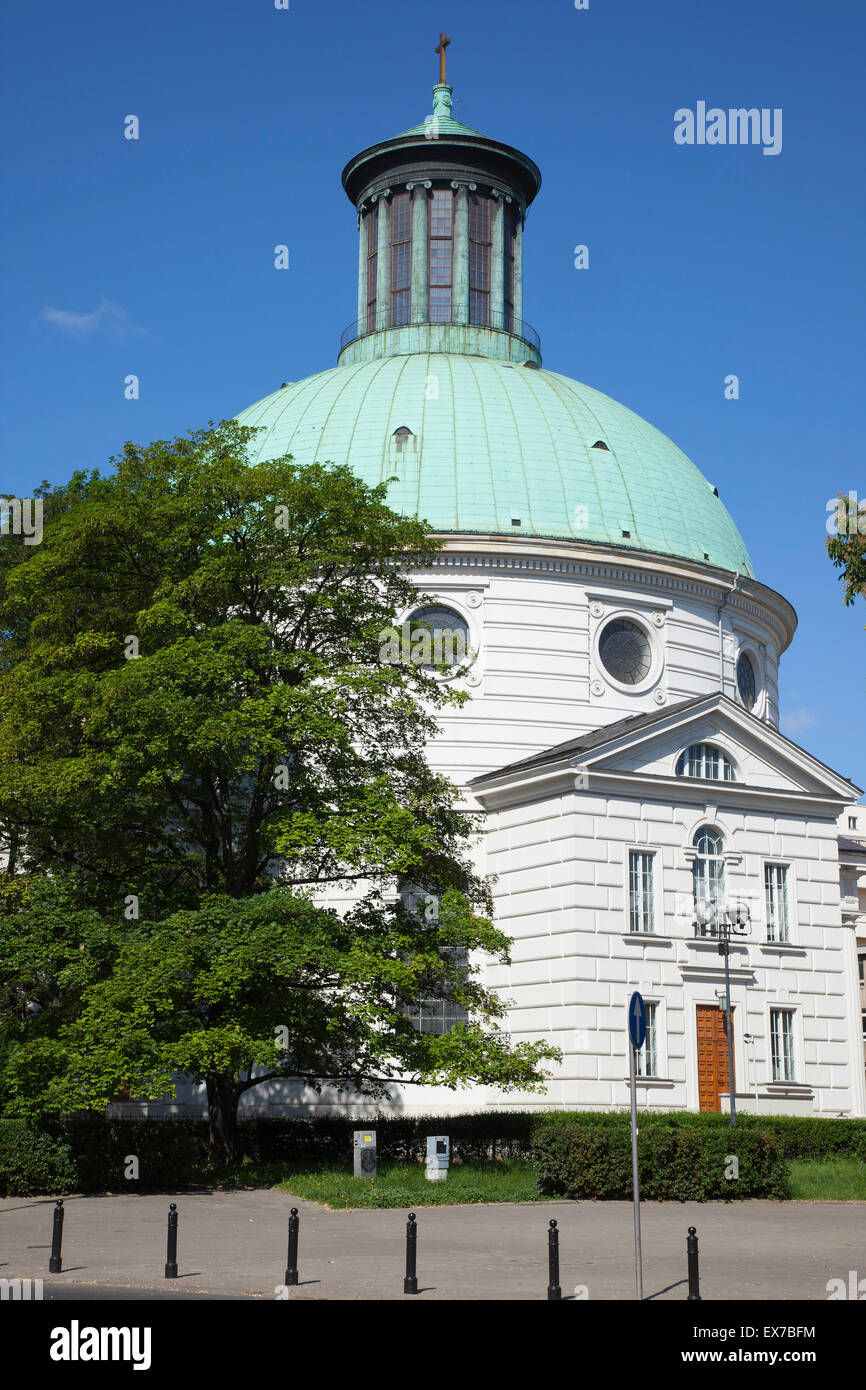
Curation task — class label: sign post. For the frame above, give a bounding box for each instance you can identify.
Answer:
[628,991,646,1301]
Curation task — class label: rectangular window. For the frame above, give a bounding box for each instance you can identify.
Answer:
[469,194,491,327]
[503,205,516,332]
[390,192,412,327]
[428,189,453,321]
[365,204,379,331]
[770,1008,795,1081]
[841,871,858,899]
[849,816,858,830]
[764,863,790,942]
[405,946,469,1035]
[628,850,655,934]
[635,1002,659,1076]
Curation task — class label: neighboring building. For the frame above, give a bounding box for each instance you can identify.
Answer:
[115,50,866,1121]
[838,805,866,1074]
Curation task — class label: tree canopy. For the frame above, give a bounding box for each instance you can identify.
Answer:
[0,423,558,1160]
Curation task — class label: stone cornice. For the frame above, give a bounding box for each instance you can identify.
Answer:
[416,536,798,652]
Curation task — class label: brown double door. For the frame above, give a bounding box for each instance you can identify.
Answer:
[696,1005,735,1112]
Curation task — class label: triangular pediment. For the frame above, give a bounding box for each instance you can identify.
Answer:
[472,694,860,806]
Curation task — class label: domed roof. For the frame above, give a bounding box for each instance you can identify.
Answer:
[236,353,754,576]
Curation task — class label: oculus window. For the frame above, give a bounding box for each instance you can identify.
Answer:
[598,618,652,686]
[408,605,470,669]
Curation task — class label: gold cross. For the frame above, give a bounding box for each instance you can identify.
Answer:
[435,31,451,85]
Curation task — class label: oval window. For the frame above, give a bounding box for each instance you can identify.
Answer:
[737,652,756,710]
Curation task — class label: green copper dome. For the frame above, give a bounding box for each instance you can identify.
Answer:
[236,354,754,576]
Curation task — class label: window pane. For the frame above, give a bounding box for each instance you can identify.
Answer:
[770,1009,795,1081]
[429,241,452,285]
[635,1003,658,1076]
[765,863,790,942]
[629,850,655,933]
[430,189,453,236]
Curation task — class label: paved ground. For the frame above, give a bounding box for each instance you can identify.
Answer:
[1,1191,863,1300]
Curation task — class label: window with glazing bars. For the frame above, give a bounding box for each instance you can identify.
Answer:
[692,826,725,935]
[675,744,735,780]
[390,192,412,327]
[365,204,378,332]
[764,863,790,942]
[428,189,452,322]
[503,205,516,332]
[770,1008,795,1081]
[635,1002,659,1076]
[469,193,491,326]
[628,850,655,933]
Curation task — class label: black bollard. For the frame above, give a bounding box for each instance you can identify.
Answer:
[284,1207,299,1286]
[687,1225,701,1302]
[165,1202,178,1279]
[48,1199,64,1274]
[547,1218,562,1301]
[403,1212,418,1295]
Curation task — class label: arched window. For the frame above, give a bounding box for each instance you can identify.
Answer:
[676,744,735,781]
[692,826,725,936]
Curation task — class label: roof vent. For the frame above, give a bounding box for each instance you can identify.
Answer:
[703,552,710,560]
[592,440,610,451]
[621,529,631,538]
[391,426,416,453]
[524,360,540,370]
[280,382,289,389]
[511,518,521,526]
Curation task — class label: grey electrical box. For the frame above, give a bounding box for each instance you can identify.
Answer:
[353,1129,377,1178]
[425,1135,450,1181]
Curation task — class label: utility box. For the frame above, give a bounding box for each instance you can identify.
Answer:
[425,1135,450,1182]
[353,1129,377,1178]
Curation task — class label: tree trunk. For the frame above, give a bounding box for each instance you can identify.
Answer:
[205,1073,241,1167]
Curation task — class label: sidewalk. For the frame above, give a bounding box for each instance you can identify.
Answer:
[1,1190,863,1300]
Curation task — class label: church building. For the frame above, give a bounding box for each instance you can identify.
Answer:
[165,41,866,1121]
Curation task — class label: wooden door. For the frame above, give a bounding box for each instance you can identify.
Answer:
[696,1005,734,1112]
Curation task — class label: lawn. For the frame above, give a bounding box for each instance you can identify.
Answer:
[277,1159,542,1208]
[787,1158,866,1201]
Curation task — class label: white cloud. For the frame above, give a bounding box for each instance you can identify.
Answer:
[39,298,144,338]
[781,707,817,737]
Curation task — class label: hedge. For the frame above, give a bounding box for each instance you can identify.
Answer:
[1,1109,863,1196]
[530,1121,791,1201]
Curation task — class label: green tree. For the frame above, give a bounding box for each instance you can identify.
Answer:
[826,492,866,606]
[0,423,558,1158]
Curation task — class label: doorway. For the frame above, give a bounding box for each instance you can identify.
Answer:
[696,1004,735,1112]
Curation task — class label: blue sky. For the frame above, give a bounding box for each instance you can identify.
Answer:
[2,0,864,793]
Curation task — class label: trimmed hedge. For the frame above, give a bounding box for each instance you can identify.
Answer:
[0,1118,77,1196]
[531,1120,791,1201]
[1,1109,863,1196]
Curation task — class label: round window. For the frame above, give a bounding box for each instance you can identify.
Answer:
[598,618,652,686]
[408,606,470,669]
[736,652,756,710]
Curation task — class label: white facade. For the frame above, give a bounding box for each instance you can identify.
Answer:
[126,542,866,1123]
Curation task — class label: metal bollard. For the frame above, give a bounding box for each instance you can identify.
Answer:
[48,1199,64,1274]
[687,1225,701,1301]
[403,1212,418,1295]
[284,1207,299,1286]
[547,1218,562,1301]
[165,1202,178,1279]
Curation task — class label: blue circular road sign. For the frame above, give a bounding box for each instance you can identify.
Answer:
[628,991,646,1049]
